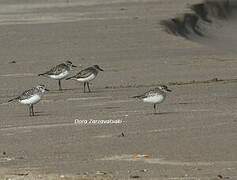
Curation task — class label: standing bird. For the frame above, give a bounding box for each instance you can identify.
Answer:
[8,85,49,116]
[132,85,172,114]
[38,61,77,91]
[66,65,104,93]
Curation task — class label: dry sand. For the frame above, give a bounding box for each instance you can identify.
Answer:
[0,0,237,179]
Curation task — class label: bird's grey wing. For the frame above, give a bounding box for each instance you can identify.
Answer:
[18,88,36,100]
[8,88,36,102]
[144,89,157,96]
[42,64,67,76]
[133,89,155,99]
[74,67,94,78]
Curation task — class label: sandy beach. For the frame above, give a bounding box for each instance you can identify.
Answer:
[0,0,237,179]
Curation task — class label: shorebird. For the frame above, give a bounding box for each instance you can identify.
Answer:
[8,85,49,116]
[38,61,77,91]
[66,65,104,93]
[132,85,172,114]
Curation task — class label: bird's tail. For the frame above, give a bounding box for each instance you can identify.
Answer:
[38,73,46,76]
[131,95,142,99]
[66,76,75,80]
[8,97,18,103]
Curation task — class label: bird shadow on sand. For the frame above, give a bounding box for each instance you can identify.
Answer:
[13,111,50,118]
[171,102,197,105]
[34,111,50,116]
[50,87,102,94]
[61,87,81,91]
[146,111,179,116]
[103,106,120,110]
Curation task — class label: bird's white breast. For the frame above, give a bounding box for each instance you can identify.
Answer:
[49,71,69,80]
[19,94,41,105]
[77,73,96,82]
[143,94,165,104]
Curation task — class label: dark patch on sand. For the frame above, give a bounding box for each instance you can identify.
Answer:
[161,0,237,52]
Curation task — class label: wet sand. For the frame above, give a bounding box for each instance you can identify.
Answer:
[0,0,237,179]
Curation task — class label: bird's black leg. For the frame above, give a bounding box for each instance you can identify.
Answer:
[31,105,34,116]
[83,82,86,93]
[153,104,156,114]
[86,82,91,92]
[29,105,32,116]
[58,80,62,91]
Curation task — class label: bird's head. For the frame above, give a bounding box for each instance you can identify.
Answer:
[65,60,77,69]
[157,85,172,92]
[36,84,49,93]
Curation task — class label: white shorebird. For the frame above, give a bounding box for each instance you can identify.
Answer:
[66,65,104,93]
[8,85,49,116]
[38,61,77,91]
[133,85,172,114]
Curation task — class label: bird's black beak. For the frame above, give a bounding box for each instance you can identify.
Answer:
[167,88,172,92]
[45,88,50,92]
[72,65,77,67]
